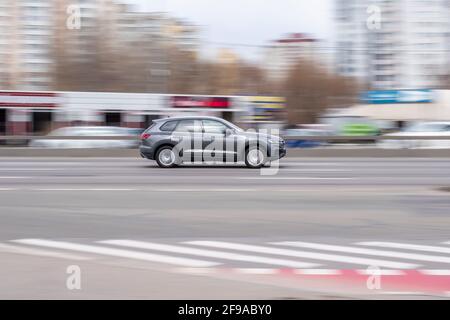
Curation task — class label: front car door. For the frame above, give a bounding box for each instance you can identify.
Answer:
[202,119,238,164]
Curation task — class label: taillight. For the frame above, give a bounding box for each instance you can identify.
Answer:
[141,132,151,140]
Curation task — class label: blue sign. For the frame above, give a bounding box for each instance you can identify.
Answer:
[361,90,434,104]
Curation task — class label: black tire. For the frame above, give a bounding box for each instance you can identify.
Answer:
[244,146,267,169]
[155,146,179,168]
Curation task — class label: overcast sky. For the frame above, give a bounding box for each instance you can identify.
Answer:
[122,0,334,61]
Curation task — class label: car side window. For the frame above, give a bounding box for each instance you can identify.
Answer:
[160,121,178,132]
[175,120,202,133]
[202,120,228,134]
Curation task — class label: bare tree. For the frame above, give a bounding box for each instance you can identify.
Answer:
[283,61,358,124]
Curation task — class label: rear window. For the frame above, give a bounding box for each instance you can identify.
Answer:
[160,120,178,132]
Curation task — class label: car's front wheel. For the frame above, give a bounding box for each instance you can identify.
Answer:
[245,146,267,168]
[155,146,179,168]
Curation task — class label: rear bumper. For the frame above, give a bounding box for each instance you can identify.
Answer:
[139,145,155,160]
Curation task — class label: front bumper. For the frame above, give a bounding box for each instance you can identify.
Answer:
[269,144,286,160]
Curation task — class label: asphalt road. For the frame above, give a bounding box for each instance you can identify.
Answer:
[1,157,450,299]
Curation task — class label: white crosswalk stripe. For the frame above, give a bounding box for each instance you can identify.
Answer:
[99,240,320,268]
[357,241,450,255]
[273,241,450,264]
[5,238,450,271]
[11,239,220,268]
[184,241,420,269]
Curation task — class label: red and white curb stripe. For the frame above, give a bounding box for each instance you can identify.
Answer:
[174,268,450,276]
[173,268,450,296]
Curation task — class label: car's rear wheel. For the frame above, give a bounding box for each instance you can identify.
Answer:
[245,146,267,168]
[155,146,179,168]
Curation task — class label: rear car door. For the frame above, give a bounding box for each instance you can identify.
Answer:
[173,119,203,163]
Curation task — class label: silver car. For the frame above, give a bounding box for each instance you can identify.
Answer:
[29,126,136,149]
[139,116,286,168]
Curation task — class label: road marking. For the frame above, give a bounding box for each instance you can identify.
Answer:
[357,241,450,254]
[233,268,278,275]
[282,169,350,172]
[0,243,91,261]
[356,269,405,276]
[0,188,17,191]
[173,268,216,275]
[35,188,137,191]
[441,241,450,245]
[0,169,59,171]
[12,239,219,268]
[420,270,450,276]
[0,176,31,179]
[184,241,418,269]
[294,269,341,275]
[274,241,450,265]
[155,188,255,192]
[282,162,343,166]
[381,291,426,296]
[236,177,354,180]
[99,240,319,268]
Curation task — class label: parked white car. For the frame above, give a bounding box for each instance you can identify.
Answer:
[378,122,450,149]
[29,126,136,149]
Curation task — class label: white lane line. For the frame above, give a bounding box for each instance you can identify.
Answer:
[35,188,138,191]
[236,177,355,180]
[282,163,343,166]
[233,268,278,275]
[282,169,350,172]
[0,169,60,171]
[356,269,405,276]
[274,241,450,265]
[12,239,219,268]
[155,188,255,192]
[0,176,32,179]
[280,168,352,172]
[0,243,91,261]
[294,269,341,275]
[184,241,419,269]
[420,270,450,276]
[357,241,450,255]
[0,188,18,191]
[381,291,426,296]
[441,241,450,245]
[173,268,217,275]
[34,188,254,192]
[99,240,319,269]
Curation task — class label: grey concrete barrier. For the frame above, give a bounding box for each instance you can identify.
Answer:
[0,147,450,158]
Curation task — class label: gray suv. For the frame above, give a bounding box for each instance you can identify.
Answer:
[139,116,286,168]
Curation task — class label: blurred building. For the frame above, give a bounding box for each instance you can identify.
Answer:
[0,0,200,91]
[0,0,55,90]
[263,33,333,82]
[335,0,450,89]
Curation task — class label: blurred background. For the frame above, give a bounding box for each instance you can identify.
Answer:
[0,0,448,148]
[1,1,450,300]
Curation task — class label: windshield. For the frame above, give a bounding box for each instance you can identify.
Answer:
[222,119,243,132]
